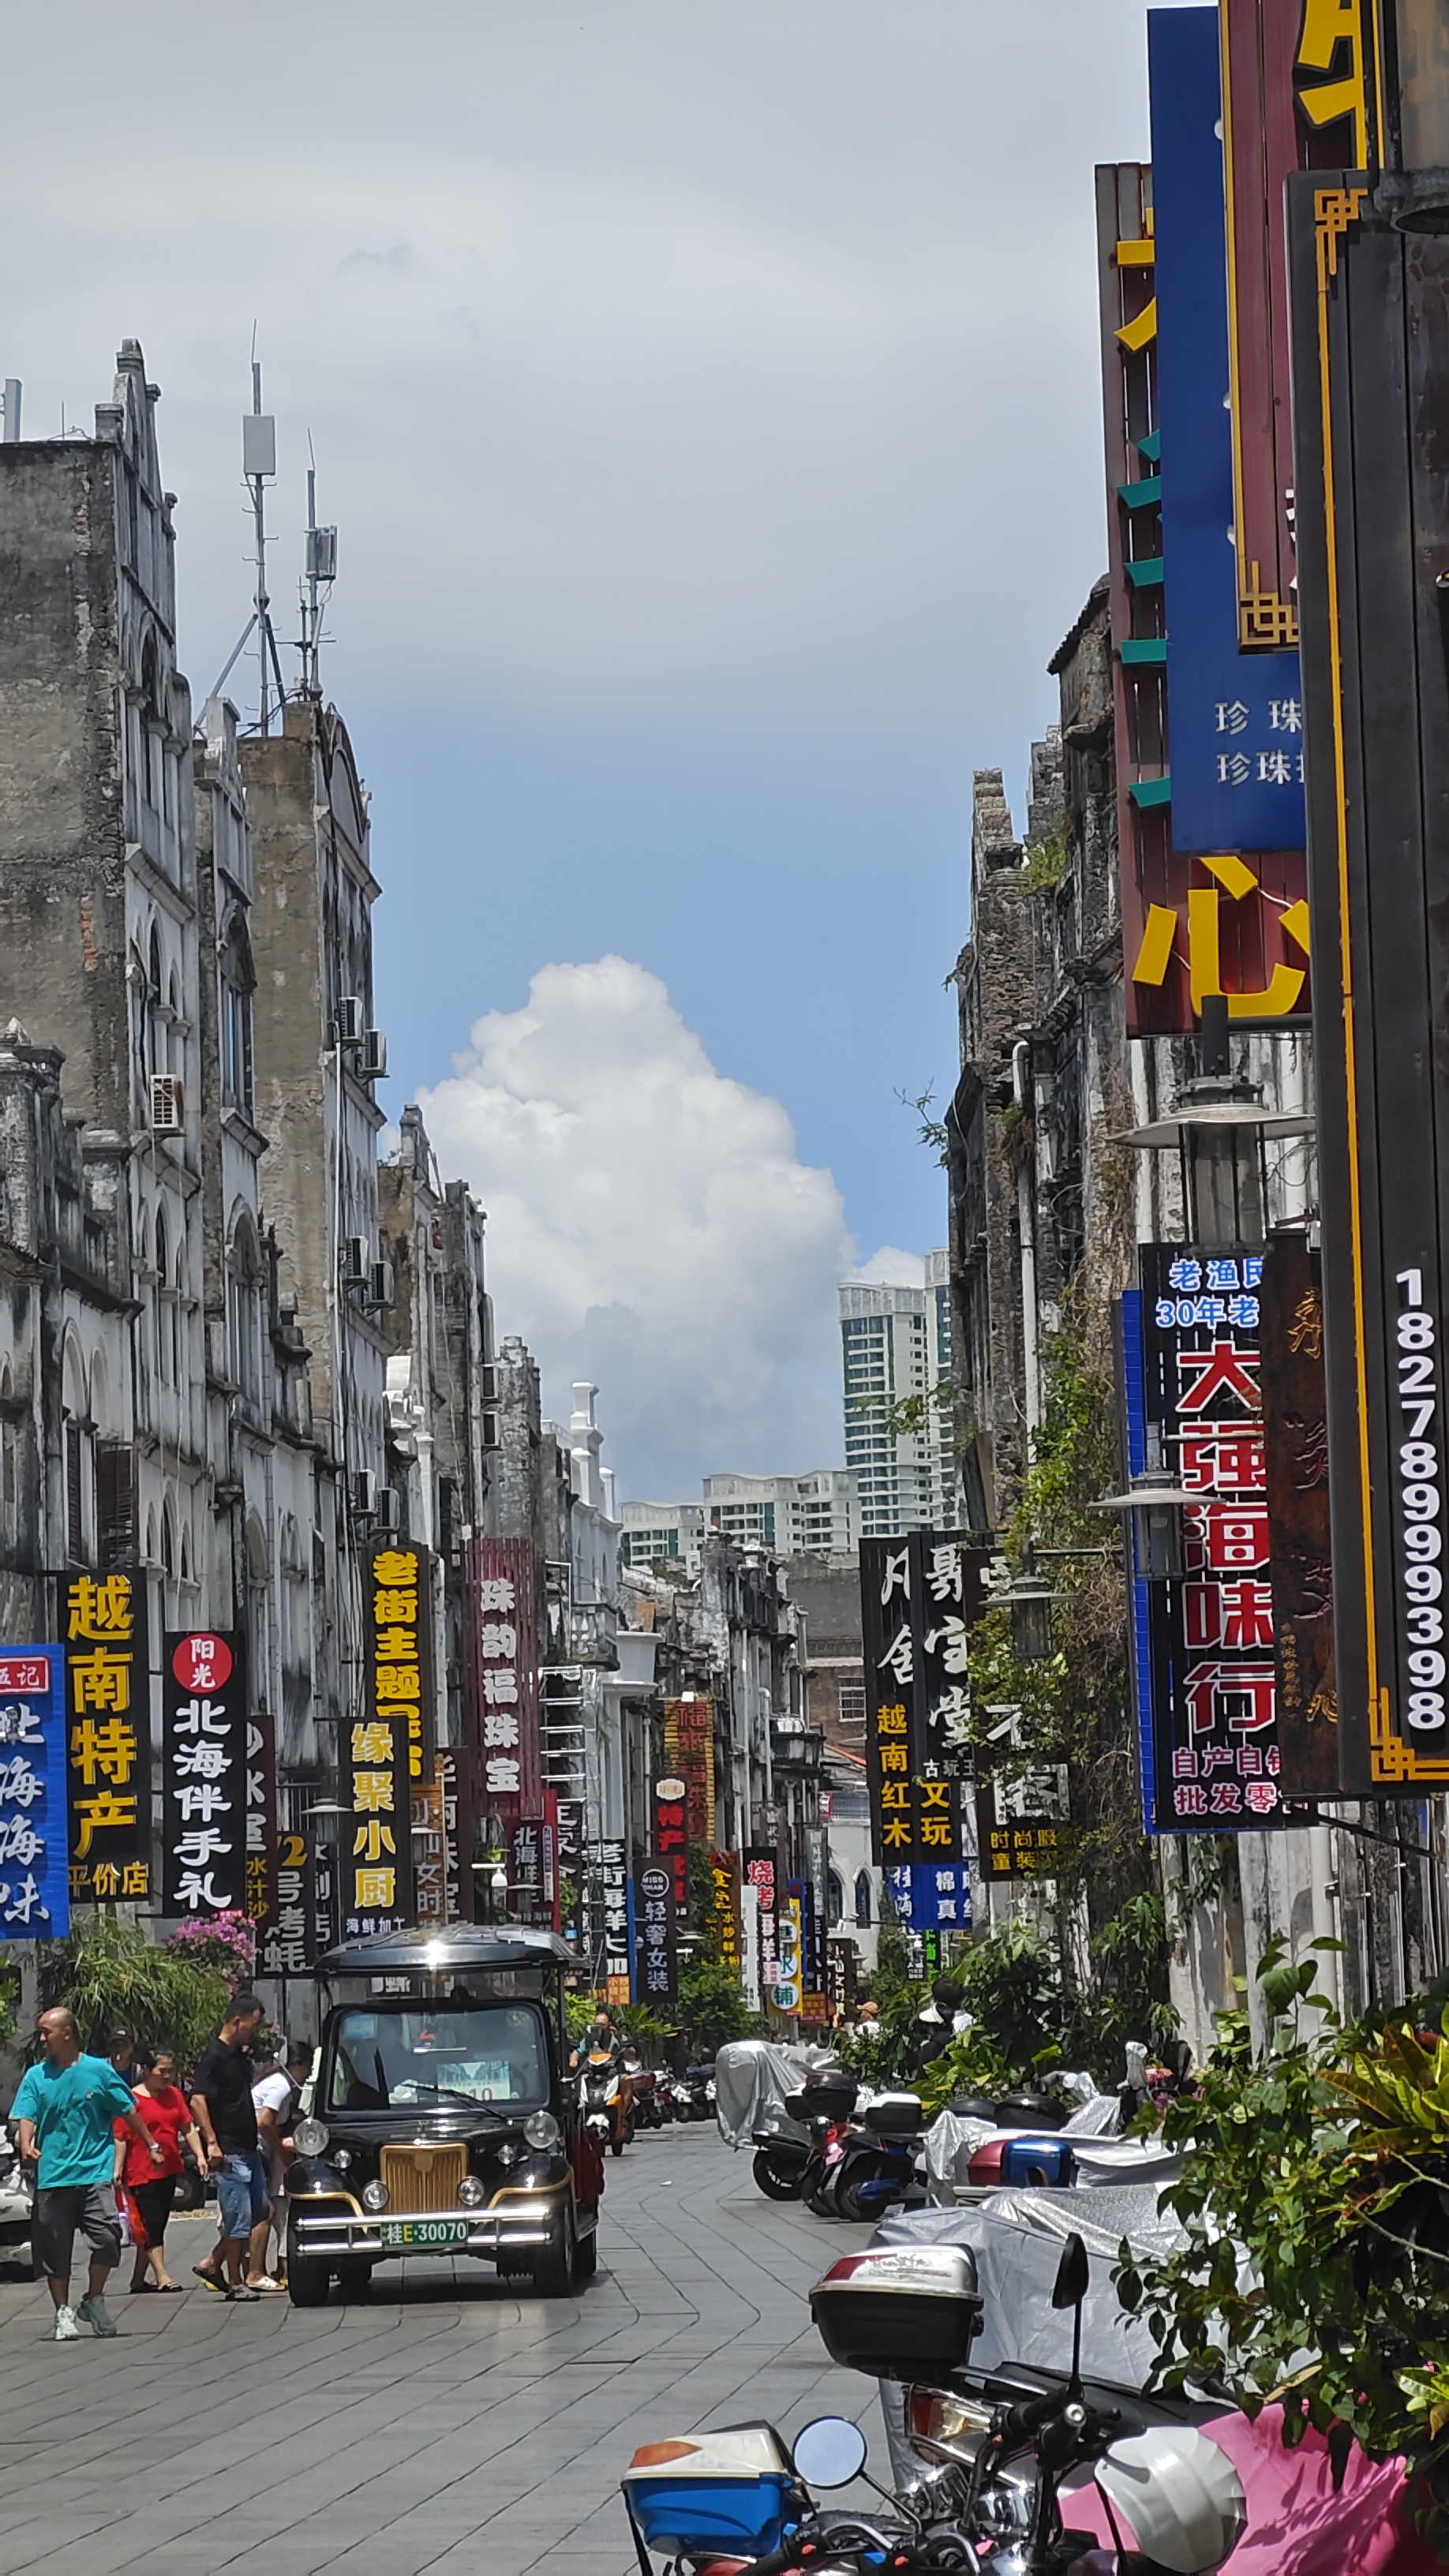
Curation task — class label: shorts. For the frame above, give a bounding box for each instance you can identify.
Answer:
[36,2184,122,2282]
[130,2174,178,2249]
[215,2149,271,2244]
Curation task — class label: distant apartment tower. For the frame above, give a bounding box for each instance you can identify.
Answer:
[925,1247,959,1526]
[702,1470,855,1556]
[620,1500,705,1576]
[841,1263,956,1538]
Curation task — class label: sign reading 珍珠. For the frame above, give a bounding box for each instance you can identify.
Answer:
[162,1631,245,1914]
[62,1570,150,1904]
[0,1648,69,1938]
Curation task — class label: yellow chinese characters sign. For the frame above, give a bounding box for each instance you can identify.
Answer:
[351,1543,431,1933]
[62,1572,150,1903]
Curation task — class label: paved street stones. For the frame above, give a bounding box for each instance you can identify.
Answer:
[0,2128,882,2576]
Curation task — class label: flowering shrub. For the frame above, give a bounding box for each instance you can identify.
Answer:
[163,1911,256,1983]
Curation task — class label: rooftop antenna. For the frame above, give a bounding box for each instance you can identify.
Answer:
[241,335,285,734]
[298,432,338,696]
[2,380,21,444]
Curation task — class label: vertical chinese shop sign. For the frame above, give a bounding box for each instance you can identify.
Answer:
[350,1550,418,1934]
[0,1647,69,1937]
[162,1631,245,1915]
[665,1695,715,1846]
[467,1537,541,1825]
[260,1834,316,1976]
[636,1861,676,2005]
[244,1713,277,1938]
[859,1535,975,1864]
[1261,1237,1339,1795]
[1130,1247,1303,1830]
[62,1571,150,1904]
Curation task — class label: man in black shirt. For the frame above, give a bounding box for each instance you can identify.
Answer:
[189,1995,271,2301]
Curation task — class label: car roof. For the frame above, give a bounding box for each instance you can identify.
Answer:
[317,1925,579,1976]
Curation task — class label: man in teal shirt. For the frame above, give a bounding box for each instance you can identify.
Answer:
[13,2006,164,2340]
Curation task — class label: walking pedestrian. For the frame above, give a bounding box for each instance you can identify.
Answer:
[250,2042,312,2286]
[12,2007,166,2341]
[107,2027,140,2091]
[115,2048,204,2294]
[188,1994,271,2303]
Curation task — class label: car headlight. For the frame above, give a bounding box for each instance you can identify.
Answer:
[458,2174,485,2208]
[496,2141,520,2168]
[331,2147,352,2171]
[523,2111,560,2151]
[361,2179,390,2212]
[294,2116,329,2157]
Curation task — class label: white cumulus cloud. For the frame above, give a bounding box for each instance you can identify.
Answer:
[848,1246,926,1289]
[417,957,852,1499]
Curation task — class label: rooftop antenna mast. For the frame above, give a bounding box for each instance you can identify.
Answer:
[299,433,338,697]
[242,339,283,734]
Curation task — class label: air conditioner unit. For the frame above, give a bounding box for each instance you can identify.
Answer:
[358,1028,388,1081]
[373,1485,403,1535]
[350,1470,376,1518]
[149,1074,184,1133]
[335,995,364,1044]
[342,1236,369,1287]
[369,1258,395,1307]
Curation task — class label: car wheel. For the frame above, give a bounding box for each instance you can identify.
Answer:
[532,2202,577,2299]
[174,2168,204,2212]
[286,2256,331,2307]
[752,2151,804,2201]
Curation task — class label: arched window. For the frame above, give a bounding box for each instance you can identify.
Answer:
[227,1216,262,1402]
[170,1232,185,1391]
[827,1871,844,1930]
[144,1507,158,1566]
[167,966,183,1076]
[179,1524,192,1585]
[854,1871,873,1930]
[62,1339,88,1566]
[219,911,255,1116]
[161,1500,176,1581]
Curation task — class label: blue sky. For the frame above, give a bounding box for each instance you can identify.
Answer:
[3,0,1194,1490]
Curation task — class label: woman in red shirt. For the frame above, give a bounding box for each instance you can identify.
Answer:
[114,2048,205,2292]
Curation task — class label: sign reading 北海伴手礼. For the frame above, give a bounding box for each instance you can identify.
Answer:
[162,1631,245,1915]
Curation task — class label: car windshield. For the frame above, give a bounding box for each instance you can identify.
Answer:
[324,2005,550,2111]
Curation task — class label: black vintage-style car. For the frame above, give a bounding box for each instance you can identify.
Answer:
[284,1926,601,2305]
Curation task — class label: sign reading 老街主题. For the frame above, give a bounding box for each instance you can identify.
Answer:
[1128,1249,1309,1835]
[162,1632,245,1915]
[348,1544,420,1936]
[0,1649,69,1938]
[62,1570,150,1904]
[368,1540,435,1796]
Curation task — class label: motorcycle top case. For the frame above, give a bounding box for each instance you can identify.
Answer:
[784,2076,859,2125]
[623,2425,796,2555]
[811,2244,983,2380]
[966,2132,1073,2187]
[861,2091,926,2138]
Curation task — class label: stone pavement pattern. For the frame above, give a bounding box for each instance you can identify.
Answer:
[0,2126,884,2576]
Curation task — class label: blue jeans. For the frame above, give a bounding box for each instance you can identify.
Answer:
[216,2149,270,2245]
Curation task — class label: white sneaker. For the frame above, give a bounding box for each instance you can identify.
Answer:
[77,2294,117,2338]
[53,2305,80,2342]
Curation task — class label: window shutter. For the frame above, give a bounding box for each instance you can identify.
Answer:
[65,1421,84,1564]
[96,1440,137,1570]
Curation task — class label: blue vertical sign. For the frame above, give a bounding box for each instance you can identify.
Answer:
[0,1646,70,1939]
[1150,6,1305,856]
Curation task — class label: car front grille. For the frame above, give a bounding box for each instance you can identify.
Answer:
[380,2143,468,2214]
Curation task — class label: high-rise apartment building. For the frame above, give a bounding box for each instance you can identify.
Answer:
[702,1470,855,1556]
[620,1501,705,1576]
[840,1266,958,1538]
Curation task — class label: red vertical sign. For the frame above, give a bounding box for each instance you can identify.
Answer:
[465,1537,541,1836]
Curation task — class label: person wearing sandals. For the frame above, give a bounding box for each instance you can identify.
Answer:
[114,2048,204,2295]
[13,2007,166,2341]
[189,1996,275,2302]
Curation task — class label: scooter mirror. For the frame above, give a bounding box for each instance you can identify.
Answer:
[791,2417,868,2490]
[1052,2230,1091,2312]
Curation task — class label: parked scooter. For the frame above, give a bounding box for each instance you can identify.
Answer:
[750,2071,859,2204]
[622,2235,1247,2575]
[626,2057,665,2131]
[816,2088,928,2222]
[578,2046,633,2156]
